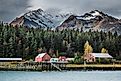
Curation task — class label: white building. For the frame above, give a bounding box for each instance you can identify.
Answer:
[0,58,22,62]
[84,53,113,62]
[50,58,59,63]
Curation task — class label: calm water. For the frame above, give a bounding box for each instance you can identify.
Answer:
[0,71,121,81]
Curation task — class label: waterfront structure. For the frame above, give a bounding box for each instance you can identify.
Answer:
[35,53,51,62]
[50,58,59,63]
[66,58,74,62]
[0,58,22,62]
[84,53,113,62]
[59,56,66,62]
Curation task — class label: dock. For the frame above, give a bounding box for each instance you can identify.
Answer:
[0,62,66,71]
[66,64,121,70]
[0,62,121,71]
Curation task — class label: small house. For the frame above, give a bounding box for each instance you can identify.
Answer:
[50,58,59,63]
[35,53,51,62]
[59,56,66,62]
[84,53,113,62]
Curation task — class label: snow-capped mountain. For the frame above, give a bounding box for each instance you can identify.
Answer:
[10,9,121,34]
[58,10,121,34]
[10,9,71,28]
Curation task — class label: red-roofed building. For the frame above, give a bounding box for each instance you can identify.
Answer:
[35,53,51,62]
[59,56,66,62]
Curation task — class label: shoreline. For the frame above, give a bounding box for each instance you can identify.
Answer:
[0,63,121,71]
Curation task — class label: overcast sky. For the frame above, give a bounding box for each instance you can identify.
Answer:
[0,0,121,22]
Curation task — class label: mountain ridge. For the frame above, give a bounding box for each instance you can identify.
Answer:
[58,10,121,34]
[10,8,71,28]
[10,9,121,34]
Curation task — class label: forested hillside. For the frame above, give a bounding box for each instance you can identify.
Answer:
[0,24,121,60]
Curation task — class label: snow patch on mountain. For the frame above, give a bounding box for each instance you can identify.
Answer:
[10,8,71,28]
[76,10,104,21]
[58,10,121,34]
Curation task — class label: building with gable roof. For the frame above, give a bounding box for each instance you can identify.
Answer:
[84,53,113,62]
[35,53,51,62]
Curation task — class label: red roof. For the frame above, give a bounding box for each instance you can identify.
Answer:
[59,56,66,61]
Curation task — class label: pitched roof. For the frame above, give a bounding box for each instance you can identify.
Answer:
[0,58,22,61]
[36,53,46,58]
[90,53,113,58]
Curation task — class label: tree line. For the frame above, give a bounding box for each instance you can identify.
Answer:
[0,24,121,60]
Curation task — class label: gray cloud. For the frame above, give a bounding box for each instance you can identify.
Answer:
[0,0,121,22]
[0,0,31,22]
[29,0,121,18]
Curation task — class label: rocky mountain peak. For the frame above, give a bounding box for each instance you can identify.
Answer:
[10,8,71,28]
[10,9,121,34]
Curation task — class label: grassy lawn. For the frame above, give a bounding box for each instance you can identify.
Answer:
[66,64,121,68]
